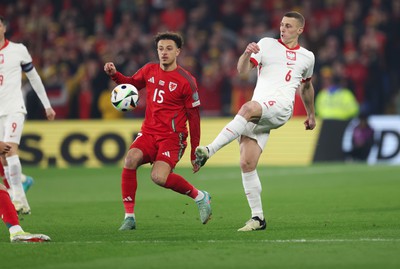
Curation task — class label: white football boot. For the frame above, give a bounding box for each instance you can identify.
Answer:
[237,216,267,231]
[10,231,51,243]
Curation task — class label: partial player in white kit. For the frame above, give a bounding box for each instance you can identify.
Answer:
[0,16,56,214]
[195,11,317,231]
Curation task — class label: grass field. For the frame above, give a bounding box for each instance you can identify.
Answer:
[1,164,399,269]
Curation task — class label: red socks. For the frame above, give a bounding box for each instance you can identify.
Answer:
[0,163,9,189]
[121,168,199,215]
[164,173,198,199]
[0,162,4,177]
[2,179,10,189]
[0,189,19,228]
[121,168,137,214]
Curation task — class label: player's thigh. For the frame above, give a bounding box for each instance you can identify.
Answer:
[128,132,157,166]
[254,98,292,132]
[238,101,263,121]
[124,148,144,168]
[239,135,263,172]
[1,113,25,145]
[241,123,270,149]
[151,161,172,185]
[155,133,187,170]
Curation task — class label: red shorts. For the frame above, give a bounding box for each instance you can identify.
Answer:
[130,132,187,169]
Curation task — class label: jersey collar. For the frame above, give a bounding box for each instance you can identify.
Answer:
[0,39,10,51]
[278,39,300,50]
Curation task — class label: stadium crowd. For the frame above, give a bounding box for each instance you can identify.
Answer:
[1,0,399,119]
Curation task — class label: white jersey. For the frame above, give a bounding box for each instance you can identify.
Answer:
[0,40,50,116]
[250,37,315,105]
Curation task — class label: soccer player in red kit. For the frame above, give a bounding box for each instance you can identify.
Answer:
[104,32,212,230]
[0,141,50,242]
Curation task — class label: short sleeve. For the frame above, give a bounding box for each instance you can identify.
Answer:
[250,38,268,67]
[303,53,315,80]
[20,44,33,65]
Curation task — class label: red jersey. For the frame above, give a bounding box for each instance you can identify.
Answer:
[111,63,201,159]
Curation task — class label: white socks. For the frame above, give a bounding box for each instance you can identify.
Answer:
[242,170,264,220]
[125,213,135,219]
[194,190,205,202]
[4,165,10,183]
[6,155,24,200]
[9,225,23,235]
[208,115,247,156]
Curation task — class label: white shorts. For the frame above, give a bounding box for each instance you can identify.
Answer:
[240,98,293,150]
[0,113,26,144]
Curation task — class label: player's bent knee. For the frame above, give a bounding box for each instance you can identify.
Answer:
[238,101,262,120]
[240,160,257,172]
[150,173,167,186]
[0,183,7,191]
[124,156,140,169]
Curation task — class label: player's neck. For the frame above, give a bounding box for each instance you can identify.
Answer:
[0,38,5,49]
[284,39,299,49]
[160,62,177,72]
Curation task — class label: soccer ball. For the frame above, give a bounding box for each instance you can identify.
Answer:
[110,84,139,112]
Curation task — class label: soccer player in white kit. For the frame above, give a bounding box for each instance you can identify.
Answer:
[0,16,56,214]
[195,11,317,231]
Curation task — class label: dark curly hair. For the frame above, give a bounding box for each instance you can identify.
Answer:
[154,32,184,49]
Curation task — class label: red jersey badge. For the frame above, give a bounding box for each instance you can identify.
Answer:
[169,82,177,92]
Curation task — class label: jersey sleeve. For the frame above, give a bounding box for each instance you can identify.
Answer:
[20,44,34,72]
[187,107,200,161]
[20,44,33,65]
[302,53,315,82]
[181,72,200,109]
[250,38,268,67]
[111,64,149,90]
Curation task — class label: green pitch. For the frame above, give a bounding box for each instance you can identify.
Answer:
[1,164,399,269]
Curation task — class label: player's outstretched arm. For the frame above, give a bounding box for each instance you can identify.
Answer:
[237,42,258,74]
[187,107,201,173]
[300,80,316,130]
[104,62,117,76]
[25,67,55,120]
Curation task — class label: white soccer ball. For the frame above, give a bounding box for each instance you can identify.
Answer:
[110,84,139,112]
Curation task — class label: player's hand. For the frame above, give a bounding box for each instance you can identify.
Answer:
[0,142,11,155]
[244,42,260,55]
[192,160,200,173]
[46,107,56,121]
[304,116,316,130]
[104,62,117,76]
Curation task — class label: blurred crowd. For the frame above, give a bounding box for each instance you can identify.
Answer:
[1,0,400,119]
